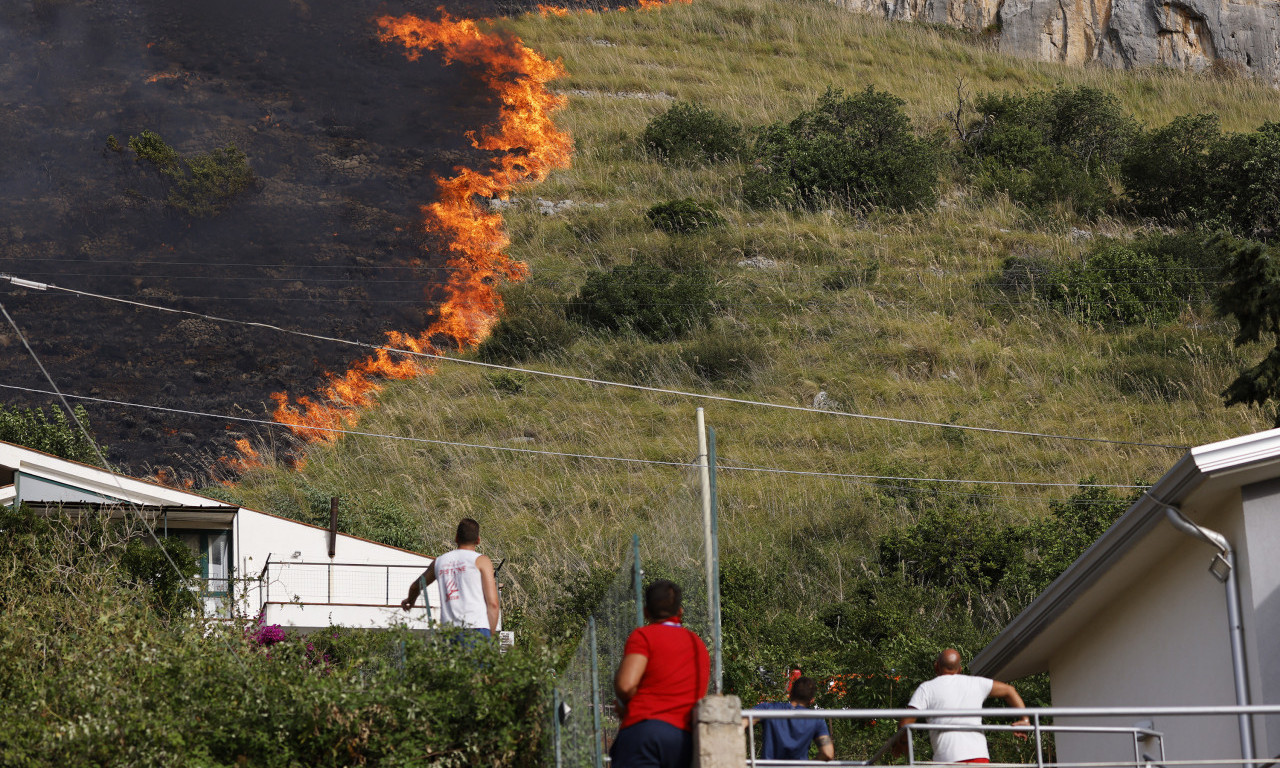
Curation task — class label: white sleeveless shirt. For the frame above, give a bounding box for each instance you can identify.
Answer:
[432,548,488,629]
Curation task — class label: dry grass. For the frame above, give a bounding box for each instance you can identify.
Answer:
[229,0,1276,621]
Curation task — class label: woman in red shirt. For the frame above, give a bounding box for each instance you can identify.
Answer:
[611,580,711,768]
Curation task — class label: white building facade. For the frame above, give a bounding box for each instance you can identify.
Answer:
[0,440,440,632]
[973,428,1280,767]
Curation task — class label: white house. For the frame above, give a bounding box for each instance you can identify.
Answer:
[0,439,441,632]
[972,427,1280,767]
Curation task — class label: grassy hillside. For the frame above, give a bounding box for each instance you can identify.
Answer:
[226,0,1277,659]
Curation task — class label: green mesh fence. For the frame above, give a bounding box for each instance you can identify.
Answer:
[549,464,712,768]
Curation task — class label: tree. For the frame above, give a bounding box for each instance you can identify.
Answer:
[743,86,941,212]
[0,403,104,465]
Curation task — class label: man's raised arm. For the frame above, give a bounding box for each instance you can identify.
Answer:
[399,562,435,611]
[989,681,1031,737]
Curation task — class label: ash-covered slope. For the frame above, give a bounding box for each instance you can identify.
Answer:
[0,0,506,475]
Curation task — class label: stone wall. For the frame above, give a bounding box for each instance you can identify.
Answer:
[835,0,1280,82]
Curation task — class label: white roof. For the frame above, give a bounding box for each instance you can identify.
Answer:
[973,427,1280,680]
[0,439,434,559]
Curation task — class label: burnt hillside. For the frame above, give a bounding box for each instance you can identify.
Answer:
[0,0,515,475]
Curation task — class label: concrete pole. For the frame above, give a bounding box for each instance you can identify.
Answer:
[694,695,745,768]
[697,408,714,639]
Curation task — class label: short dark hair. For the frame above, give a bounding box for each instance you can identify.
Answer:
[456,518,480,545]
[645,579,682,620]
[790,676,818,704]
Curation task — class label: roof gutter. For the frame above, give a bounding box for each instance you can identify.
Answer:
[971,452,1202,679]
[1148,494,1255,766]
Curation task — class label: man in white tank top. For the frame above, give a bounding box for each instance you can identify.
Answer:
[400,518,501,638]
[894,648,1030,763]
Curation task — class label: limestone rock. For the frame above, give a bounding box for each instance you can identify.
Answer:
[835,0,1280,82]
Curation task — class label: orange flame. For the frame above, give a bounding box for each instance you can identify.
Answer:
[270,9,572,441]
[265,0,688,452]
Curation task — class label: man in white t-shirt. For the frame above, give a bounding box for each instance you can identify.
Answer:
[894,648,1030,763]
[400,518,500,637]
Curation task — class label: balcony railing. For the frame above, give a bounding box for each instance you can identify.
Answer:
[741,704,1280,768]
[255,560,429,609]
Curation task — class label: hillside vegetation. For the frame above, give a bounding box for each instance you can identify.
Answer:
[224,0,1280,705]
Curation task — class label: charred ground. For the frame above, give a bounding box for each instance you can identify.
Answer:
[0,0,535,476]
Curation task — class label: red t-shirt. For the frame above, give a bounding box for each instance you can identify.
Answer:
[619,621,710,731]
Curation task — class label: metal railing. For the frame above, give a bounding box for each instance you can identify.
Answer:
[742,704,1280,768]
[256,560,428,608]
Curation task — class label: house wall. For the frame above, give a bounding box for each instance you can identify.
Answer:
[1048,502,1242,767]
[1240,479,1280,758]
[233,508,440,629]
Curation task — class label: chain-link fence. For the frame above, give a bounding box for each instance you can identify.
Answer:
[549,463,714,768]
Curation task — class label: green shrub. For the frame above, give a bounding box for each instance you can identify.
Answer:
[1121,117,1280,238]
[477,285,577,363]
[646,198,726,233]
[993,233,1209,326]
[0,507,552,767]
[1039,240,1183,326]
[568,260,717,340]
[128,130,254,217]
[964,85,1136,216]
[640,101,743,163]
[119,537,202,619]
[1230,122,1280,239]
[743,86,941,212]
[0,403,104,464]
[1122,113,1229,223]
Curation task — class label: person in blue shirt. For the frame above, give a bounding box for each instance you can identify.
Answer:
[754,676,835,762]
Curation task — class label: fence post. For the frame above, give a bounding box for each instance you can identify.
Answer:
[633,534,644,628]
[696,409,714,645]
[708,426,722,695]
[553,687,564,768]
[589,616,604,768]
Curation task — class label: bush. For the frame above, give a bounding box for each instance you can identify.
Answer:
[1039,241,1181,326]
[0,403,104,464]
[964,85,1136,216]
[646,198,726,233]
[568,260,717,340]
[128,130,254,217]
[743,86,941,212]
[1122,113,1228,223]
[0,507,552,767]
[477,285,577,363]
[994,233,1209,326]
[640,101,743,163]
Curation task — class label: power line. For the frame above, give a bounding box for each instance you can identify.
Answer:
[0,302,251,673]
[0,273,1190,450]
[0,382,1153,492]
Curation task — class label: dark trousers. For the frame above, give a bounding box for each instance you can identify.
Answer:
[610,720,692,768]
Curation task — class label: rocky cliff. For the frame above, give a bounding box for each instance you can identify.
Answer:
[836,0,1280,82]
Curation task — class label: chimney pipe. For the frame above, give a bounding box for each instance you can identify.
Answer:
[328,497,338,558]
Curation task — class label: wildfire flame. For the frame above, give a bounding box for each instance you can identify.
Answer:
[259,0,685,455]
[270,9,572,442]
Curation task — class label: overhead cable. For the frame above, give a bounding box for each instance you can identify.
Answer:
[0,382,1152,491]
[0,274,1189,450]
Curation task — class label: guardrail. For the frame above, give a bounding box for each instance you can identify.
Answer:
[742,704,1280,768]
[256,561,428,608]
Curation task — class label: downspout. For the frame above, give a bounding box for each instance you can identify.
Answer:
[1148,493,1255,765]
